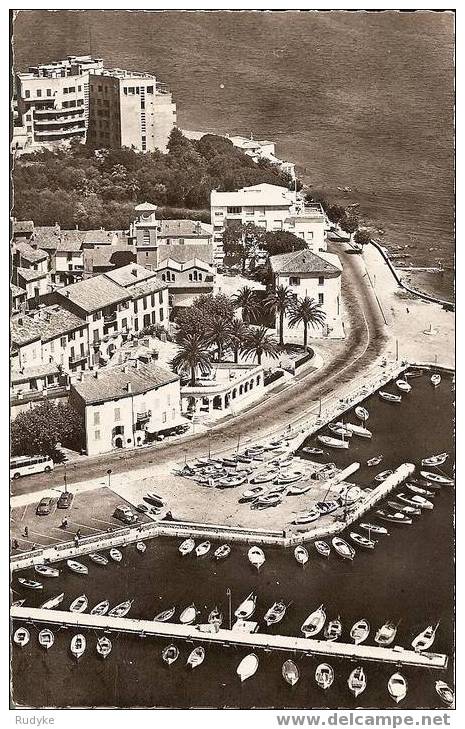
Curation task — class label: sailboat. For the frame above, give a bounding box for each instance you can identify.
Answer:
[301,604,326,637]
[315,663,334,690]
[317,434,349,449]
[38,628,54,650]
[70,634,86,660]
[248,546,265,570]
[264,600,287,626]
[344,422,372,438]
[13,627,30,647]
[187,646,205,668]
[348,666,367,697]
[96,636,112,659]
[350,619,370,645]
[294,545,309,565]
[411,622,439,652]
[282,659,299,686]
[234,592,257,619]
[388,673,407,703]
[236,653,259,682]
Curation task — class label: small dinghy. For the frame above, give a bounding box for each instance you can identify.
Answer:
[241,485,268,501]
[145,492,164,507]
[109,600,133,618]
[332,537,355,560]
[302,447,325,456]
[41,593,64,610]
[264,600,287,626]
[388,501,421,516]
[179,603,198,625]
[251,472,278,484]
[328,424,353,438]
[91,600,110,616]
[109,549,122,563]
[348,666,367,697]
[96,636,112,659]
[18,577,43,590]
[375,621,398,646]
[136,542,146,554]
[376,509,412,524]
[89,553,109,566]
[38,628,54,650]
[367,455,383,467]
[179,538,195,556]
[187,646,205,668]
[375,469,393,482]
[214,544,231,560]
[248,546,265,570]
[360,522,389,535]
[350,619,370,645]
[406,483,434,497]
[13,627,30,647]
[70,634,86,660]
[217,474,248,488]
[294,545,309,566]
[67,559,88,575]
[282,659,299,686]
[405,368,423,378]
[235,592,257,619]
[388,673,407,703]
[314,540,331,557]
[422,452,448,468]
[154,606,176,622]
[435,680,454,707]
[412,622,439,652]
[420,471,454,486]
[316,500,339,515]
[324,617,342,641]
[293,509,320,525]
[195,541,211,557]
[301,604,326,637]
[396,379,411,393]
[69,594,88,613]
[35,564,59,578]
[350,532,376,550]
[162,644,179,666]
[237,653,259,682]
[287,481,313,496]
[252,493,282,509]
[208,607,223,627]
[344,422,372,438]
[431,374,441,387]
[315,663,334,690]
[317,435,349,449]
[355,406,369,421]
[274,471,303,485]
[379,391,402,403]
[397,492,434,510]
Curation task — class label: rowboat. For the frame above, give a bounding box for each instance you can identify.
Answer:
[252,493,282,509]
[348,666,366,697]
[435,680,454,707]
[343,423,372,439]
[376,510,412,525]
[328,424,353,438]
[379,391,402,403]
[315,663,334,690]
[282,659,299,686]
[18,578,43,590]
[388,501,421,516]
[324,617,342,641]
[38,628,54,650]
[367,455,383,467]
[349,532,376,549]
[109,549,123,562]
[70,634,86,660]
[388,673,407,703]
[187,646,205,668]
[69,594,88,613]
[338,484,364,504]
[217,474,248,488]
[195,541,211,557]
[314,540,331,557]
[302,447,325,456]
[235,592,257,619]
[332,537,355,560]
[316,500,339,515]
[422,452,448,468]
[208,607,223,627]
[406,483,434,497]
[91,600,110,616]
[396,379,411,393]
[136,542,146,554]
[67,560,88,575]
[179,603,198,625]
[41,593,64,610]
[420,471,454,486]
[301,604,326,637]
[237,653,259,682]
[274,471,303,485]
[162,644,179,666]
[145,492,164,506]
[350,619,370,645]
[375,621,398,646]
[397,493,434,510]
[317,435,349,449]
[404,368,423,378]
[248,546,265,570]
[251,472,277,484]
[179,538,195,556]
[360,523,388,535]
[294,545,309,566]
[264,600,287,626]
[431,374,441,387]
[375,469,393,482]
[287,481,313,496]
[213,544,231,560]
[13,627,30,647]
[241,485,268,501]
[108,600,133,618]
[412,622,439,652]
[355,406,369,421]
[96,636,112,659]
[293,509,320,525]
[35,565,59,578]
[89,553,108,566]
[154,606,176,622]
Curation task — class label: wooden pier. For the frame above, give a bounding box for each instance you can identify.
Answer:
[11,606,448,670]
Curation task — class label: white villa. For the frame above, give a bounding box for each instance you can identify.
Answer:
[226,135,296,180]
[181,363,265,418]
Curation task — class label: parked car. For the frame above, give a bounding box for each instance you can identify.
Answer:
[36,497,53,516]
[57,491,74,509]
[113,505,138,525]
[135,503,150,514]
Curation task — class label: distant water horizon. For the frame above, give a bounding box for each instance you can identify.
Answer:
[12,10,455,299]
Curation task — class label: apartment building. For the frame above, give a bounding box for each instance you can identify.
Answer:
[104,263,169,333]
[10,284,27,314]
[156,245,215,308]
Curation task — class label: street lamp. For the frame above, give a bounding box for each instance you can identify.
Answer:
[107,469,112,489]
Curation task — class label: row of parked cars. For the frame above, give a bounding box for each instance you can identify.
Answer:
[36,491,73,515]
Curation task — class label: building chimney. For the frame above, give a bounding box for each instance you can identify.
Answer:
[131,267,138,277]
[93,370,99,379]
[126,381,132,393]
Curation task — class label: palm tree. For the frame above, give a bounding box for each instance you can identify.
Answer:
[264,285,294,347]
[242,326,279,366]
[171,333,212,386]
[287,296,326,348]
[233,286,262,324]
[228,318,249,363]
[206,317,232,363]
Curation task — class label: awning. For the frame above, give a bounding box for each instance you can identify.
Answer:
[145,415,190,435]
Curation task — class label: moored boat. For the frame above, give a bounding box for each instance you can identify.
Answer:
[431,374,441,387]
[350,619,370,645]
[187,646,205,668]
[348,666,367,697]
[108,599,133,618]
[11,599,25,608]
[355,406,369,421]
[67,559,88,575]
[13,627,30,647]
[213,544,231,560]
[70,633,86,660]
[316,500,339,515]
[91,600,110,616]
[274,471,303,485]
[404,368,423,378]
[328,424,353,438]
[154,606,176,622]
[387,501,421,516]
[38,628,54,650]
[349,532,376,549]
[301,604,326,637]
[406,483,434,497]
[217,474,248,488]
[282,659,299,686]
[344,422,372,438]
[35,564,59,578]
[241,485,268,501]
[324,617,342,641]
[294,545,309,566]
[396,379,411,393]
[302,447,325,456]
[360,522,389,536]
[248,546,265,570]
[136,542,146,554]
[96,636,112,659]
[435,680,454,707]
[367,455,383,467]
[397,492,434,510]
[388,673,407,703]
[375,621,398,646]
[376,510,412,525]
[69,594,88,613]
[162,644,179,666]
[89,553,109,566]
[315,663,334,690]
[145,492,164,507]
[179,538,195,556]
[422,452,448,468]
[109,549,122,563]
[18,577,43,590]
[237,653,259,682]
[317,435,349,449]
[235,592,257,619]
[251,472,278,484]
[379,391,402,403]
[332,537,355,560]
[40,593,64,610]
[420,471,454,486]
[195,541,211,557]
[264,600,287,626]
[374,469,393,482]
[252,492,282,509]
[314,540,331,557]
[179,603,198,625]
[208,606,223,627]
[287,481,313,496]
[412,622,439,652]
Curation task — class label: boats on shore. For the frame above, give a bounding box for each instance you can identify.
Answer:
[162,644,179,666]
[360,522,389,535]
[89,553,109,566]
[355,406,369,421]
[179,603,198,625]
[350,619,370,645]
[316,500,339,515]
[349,532,376,549]
[13,627,30,647]
[301,604,326,637]
[282,659,299,686]
[379,391,402,403]
[420,471,454,486]
[375,621,398,646]
[91,600,110,616]
[264,600,287,626]
[248,546,265,570]
[396,379,411,393]
[324,617,342,641]
[218,474,248,488]
[96,636,112,659]
[274,471,303,485]
[293,509,320,525]
[367,455,383,467]
[35,564,59,578]
[314,540,331,557]
[69,594,88,613]
[108,600,133,618]
[302,447,325,456]
[412,622,439,652]
[294,545,309,565]
[251,472,277,484]
[376,510,412,525]
[67,559,88,575]
[235,592,257,619]
[388,673,407,703]
[348,666,366,697]
[18,578,43,590]
[317,435,349,449]
[315,663,334,690]
[145,492,164,507]
[154,606,176,622]
[287,481,313,496]
[241,485,268,501]
[422,452,448,468]
[237,653,259,682]
[179,538,195,556]
[435,680,454,707]
[41,593,64,610]
[213,544,231,560]
[195,541,211,557]
[187,646,205,668]
[70,634,86,660]
[251,492,283,509]
[38,628,54,650]
[431,374,441,387]
[332,537,355,560]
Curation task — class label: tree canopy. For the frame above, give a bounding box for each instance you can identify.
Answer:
[263,230,307,257]
[11,401,84,460]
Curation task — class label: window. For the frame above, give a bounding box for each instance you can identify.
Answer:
[214,211,224,217]
[306,231,314,240]
[162,412,167,423]
[80,343,85,357]
[68,86,75,93]
[159,308,164,321]
[25,89,30,98]
[60,336,66,348]
[158,291,163,304]
[26,114,31,121]
[114,408,120,422]
[122,318,127,329]
[134,300,138,314]
[78,85,82,91]
[179,238,184,245]
[46,89,51,97]
[94,430,101,441]
[318,276,325,286]
[50,341,54,353]
[318,293,324,305]
[68,331,75,342]
[92,312,101,322]
[93,330,99,343]
[36,89,42,97]
[146,85,153,94]
[26,125,32,132]
[227,206,241,214]
[93,411,100,426]
[98,85,103,92]
[143,297,147,310]
[289,277,300,286]
[172,408,176,419]
[151,293,155,307]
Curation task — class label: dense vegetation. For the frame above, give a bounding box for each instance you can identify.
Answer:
[12,129,297,230]
[11,401,85,460]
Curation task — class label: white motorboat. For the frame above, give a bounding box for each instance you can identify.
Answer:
[91,600,110,616]
[18,577,43,590]
[293,509,320,525]
[38,628,54,650]
[252,492,282,509]
[360,523,389,535]
[235,592,257,619]
[375,621,398,646]
[317,435,349,449]
[89,553,109,566]
[355,406,369,421]
[388,673,407,703]
[343,422,372,438]
[301,604,326,637]
[420,471,454,486]
[349,532,376,550]
[208,607,223,627]
[179,603,198,625]
[388,501,421,517]
[406,483,434,497]
[324,617,342,642]
[412,622,439,652]
[350,619,370,645]
[374,469,393,482]
[316,500,339,515]
[379,391,402,403]
[67,559,88,575]
[328,424,353,438]
[40,593,65,610]
[179,538,195,556]
[294,545,309,566]
[332,537,355,560]
[435,680,454,707]
[422,452,448,468]
[282,659,299,686]
[314,540,331,557]
[367,455,383,467]
[213,544,231,560]
[187,646,205,668]
[69,594,88,613]
[431,374,441,387]
[237,653,259,682]
[70,634,86,660]
[287,481,313,496]
[162,644,179,666]
[264,600,287,626]
[35,565,60,578]
[396,379,411,393]
[376,509,412,524]
[248,546,265,570]
[154,606,176,622]
[108,600,133,618]
[274,471,304,485]
[109,549,123,562]
[13,627,30,647]
[302,447,325,456]
[397,492,434,510]
[136,542,146,554]
[348,666,366,697]
[315,663,334,690]
[96,636,112,659]
[195,541,211,557]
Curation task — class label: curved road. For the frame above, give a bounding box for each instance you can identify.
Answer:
[12,250,389,496]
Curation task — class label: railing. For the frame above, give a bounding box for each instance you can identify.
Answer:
[103,312,117,323]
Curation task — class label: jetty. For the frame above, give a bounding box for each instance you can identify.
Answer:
[10,606,448,670]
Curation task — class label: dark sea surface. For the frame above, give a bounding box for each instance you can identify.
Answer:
[12,10,455,300]
[11,373,454,709]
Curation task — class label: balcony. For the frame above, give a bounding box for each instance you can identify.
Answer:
[69,353,87,366]
[34,106,85,116]
[34,114,85,127]
[35,126,85,138]
[103,311,117,324]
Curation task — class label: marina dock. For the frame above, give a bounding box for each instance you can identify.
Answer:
[11,606,448,670]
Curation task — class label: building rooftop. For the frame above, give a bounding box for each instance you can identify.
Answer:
[157,244,214,266]
[30,305,86,342]
[11,283,27,299]
[33,228,85,252]
[11,313,41,346]
[269,249,342,277]
[83,244,136,271]
[157,219,213,237]
[15,266,48,283]
[12,220,34,235]
[72,360,178,405]
[135,202,158,212]
[104,263,157,288]
[12,362,61,385]
[57,275,130,314]
[14,240,48,264]
[129,276,167,299]
[211,183,296,208]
